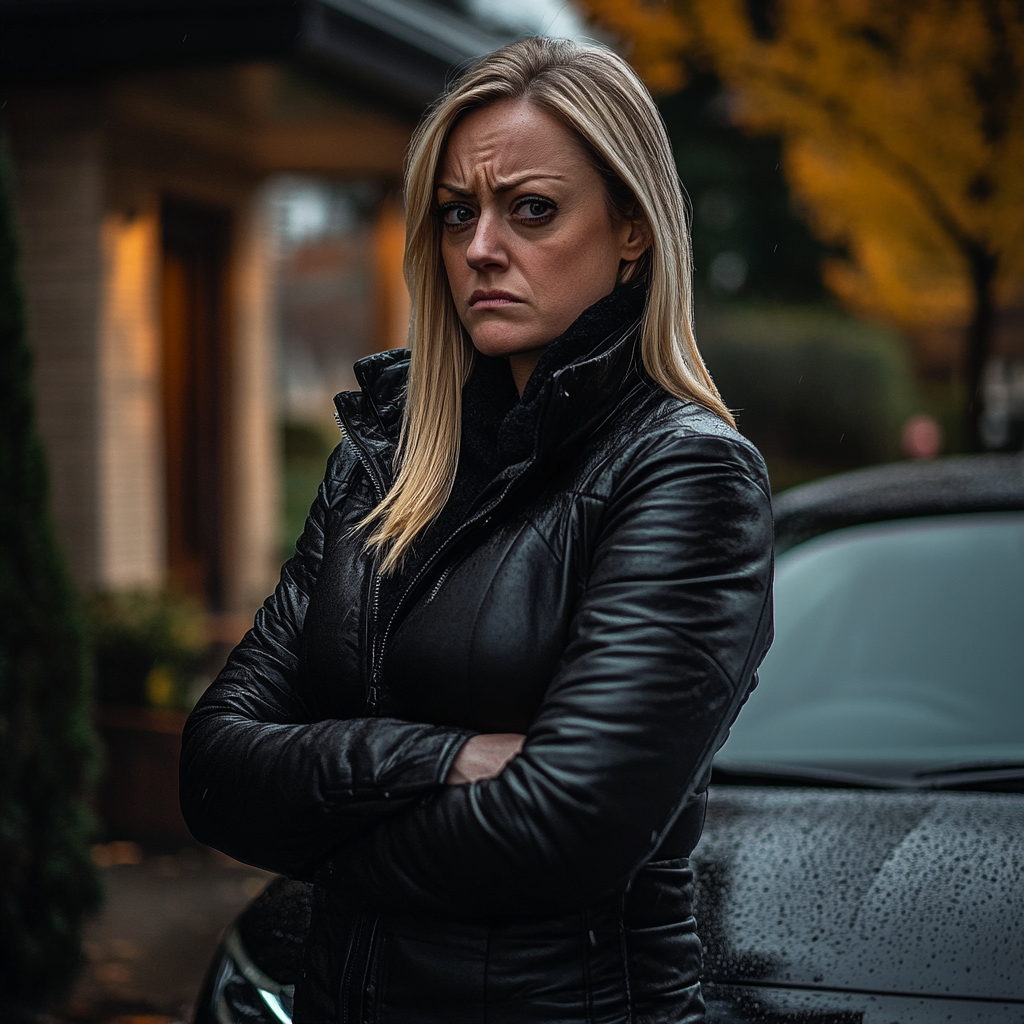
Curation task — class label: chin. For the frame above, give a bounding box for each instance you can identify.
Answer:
[468,326,548,361]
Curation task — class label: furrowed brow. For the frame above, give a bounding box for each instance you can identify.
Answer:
[437,173,564,197]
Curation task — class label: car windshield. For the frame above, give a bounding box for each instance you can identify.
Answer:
[716,512,1024,779]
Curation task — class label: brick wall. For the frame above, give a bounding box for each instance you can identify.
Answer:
[11,94,106,591]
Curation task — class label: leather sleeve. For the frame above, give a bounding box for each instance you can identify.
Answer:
[323,433,774,916]
[179,445,473,878]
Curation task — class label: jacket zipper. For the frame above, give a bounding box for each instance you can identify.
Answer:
[360,917,383,1024]
[366,574,383,713]
[367,502,502,707]
[426,563,453,603]
[339,421,387,504]
[336,411,388,715]
[339,913,366,1024]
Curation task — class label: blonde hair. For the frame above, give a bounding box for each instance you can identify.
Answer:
[364,36,733,572]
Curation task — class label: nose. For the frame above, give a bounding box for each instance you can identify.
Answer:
[465,207,509,272]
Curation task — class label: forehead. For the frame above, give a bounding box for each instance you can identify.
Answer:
[439,99,591,187]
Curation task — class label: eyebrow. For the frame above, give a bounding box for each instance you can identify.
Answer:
[436,173,565,196]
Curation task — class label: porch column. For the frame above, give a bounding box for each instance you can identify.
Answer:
[96,207,166,590]
[224,188,281,617]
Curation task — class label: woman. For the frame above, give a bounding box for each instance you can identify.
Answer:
[181,37,773,1023]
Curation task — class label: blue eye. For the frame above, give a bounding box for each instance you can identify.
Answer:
[442,205,475,226]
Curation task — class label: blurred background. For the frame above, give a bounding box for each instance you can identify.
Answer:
[1,0,1021,1020]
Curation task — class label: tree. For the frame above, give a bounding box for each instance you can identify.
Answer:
[582,0,1024,447]
[584,0,692,95]
[660,72,832,305]
[0,128,102,1021]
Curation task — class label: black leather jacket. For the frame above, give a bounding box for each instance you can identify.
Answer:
[180,289,774,1023]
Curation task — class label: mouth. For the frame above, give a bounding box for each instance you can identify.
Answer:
[468,290,523,309]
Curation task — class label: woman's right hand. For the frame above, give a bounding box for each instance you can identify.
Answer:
[446,733,525,784]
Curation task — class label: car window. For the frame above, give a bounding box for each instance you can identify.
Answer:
[717,512,1024,775]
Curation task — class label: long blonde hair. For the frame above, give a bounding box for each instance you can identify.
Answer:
[364,36,733,572]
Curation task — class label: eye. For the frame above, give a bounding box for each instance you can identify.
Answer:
[516,195,557,222]
[514,197,556,223]
[440,203,475,228]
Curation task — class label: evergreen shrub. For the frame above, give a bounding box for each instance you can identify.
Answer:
[0,131,102,1020]
[699,304,918,491]
[88,589,207,710]
[282,420,334,557]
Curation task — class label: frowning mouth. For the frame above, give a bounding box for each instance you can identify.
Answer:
[469,290,523,308]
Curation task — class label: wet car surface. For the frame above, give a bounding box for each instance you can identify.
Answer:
[195,454,1024,1023]
[696,789,1024,1022]
[697,454,1024,1022]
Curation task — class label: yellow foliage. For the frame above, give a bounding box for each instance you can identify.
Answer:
[583,0,693,95]
[144,664,177,709]
[578,0,1024,363]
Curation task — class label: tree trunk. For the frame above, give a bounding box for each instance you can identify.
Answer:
[964,245,997,451]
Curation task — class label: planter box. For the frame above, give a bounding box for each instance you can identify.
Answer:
[96,704,192,847]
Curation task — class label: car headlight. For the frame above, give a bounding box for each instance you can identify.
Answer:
[208,926,294,1024]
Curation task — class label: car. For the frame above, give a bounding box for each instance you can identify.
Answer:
[698,452,1024,1023]
[194,453,1024,1024]
[194,875,309,1024]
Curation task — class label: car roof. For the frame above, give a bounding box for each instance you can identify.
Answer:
[773,453,1024,551]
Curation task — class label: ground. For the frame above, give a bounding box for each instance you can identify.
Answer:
[50,843,274,1024]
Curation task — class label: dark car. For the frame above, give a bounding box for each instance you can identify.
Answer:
[196,454,1024,1024]
[699,453,1024,1023]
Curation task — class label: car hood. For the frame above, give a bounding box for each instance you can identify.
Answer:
[692,786,1024,1000]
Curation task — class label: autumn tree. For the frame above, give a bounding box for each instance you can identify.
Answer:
[582,0,1024,447]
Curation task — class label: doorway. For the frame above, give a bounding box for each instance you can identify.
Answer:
[160,198,231,609]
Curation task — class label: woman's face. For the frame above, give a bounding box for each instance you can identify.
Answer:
[438,99,647,387]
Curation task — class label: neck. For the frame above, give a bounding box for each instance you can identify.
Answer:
[509,349,544,396]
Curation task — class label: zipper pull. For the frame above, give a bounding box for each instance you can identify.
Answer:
[366,684,379,712]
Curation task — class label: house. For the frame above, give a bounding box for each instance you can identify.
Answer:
[1,0,509,625]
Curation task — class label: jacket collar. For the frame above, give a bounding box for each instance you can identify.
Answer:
[333,350,408,498]
[334,282,649,495]
[495,280,647,470]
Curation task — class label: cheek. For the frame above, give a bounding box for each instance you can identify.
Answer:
[528,217,621,295]
[441,240,463,284]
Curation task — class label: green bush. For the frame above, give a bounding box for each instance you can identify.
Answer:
[0,130,102,1022]
[282,420,335,558]
[698,304,919,491]
[87,590,208,710]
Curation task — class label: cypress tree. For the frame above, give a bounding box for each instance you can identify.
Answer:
[0,128,102,1020]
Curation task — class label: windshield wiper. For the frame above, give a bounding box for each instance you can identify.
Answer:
[913,761,1024,791]
[711,760,1024,792]
[711,762,904,790]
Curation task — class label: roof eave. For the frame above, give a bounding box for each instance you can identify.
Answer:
[0,0,514,112]
[296,0,514,111]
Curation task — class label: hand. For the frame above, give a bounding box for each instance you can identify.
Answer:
[446,733,526,784]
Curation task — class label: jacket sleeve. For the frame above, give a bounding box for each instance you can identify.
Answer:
[179,444,473,878]
[322,433,774,917]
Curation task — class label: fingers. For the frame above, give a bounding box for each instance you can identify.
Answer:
[446,733,527,784]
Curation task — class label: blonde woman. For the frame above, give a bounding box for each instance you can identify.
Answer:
[182,37,773,1023]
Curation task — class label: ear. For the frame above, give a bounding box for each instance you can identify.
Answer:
[618,213,651,264]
